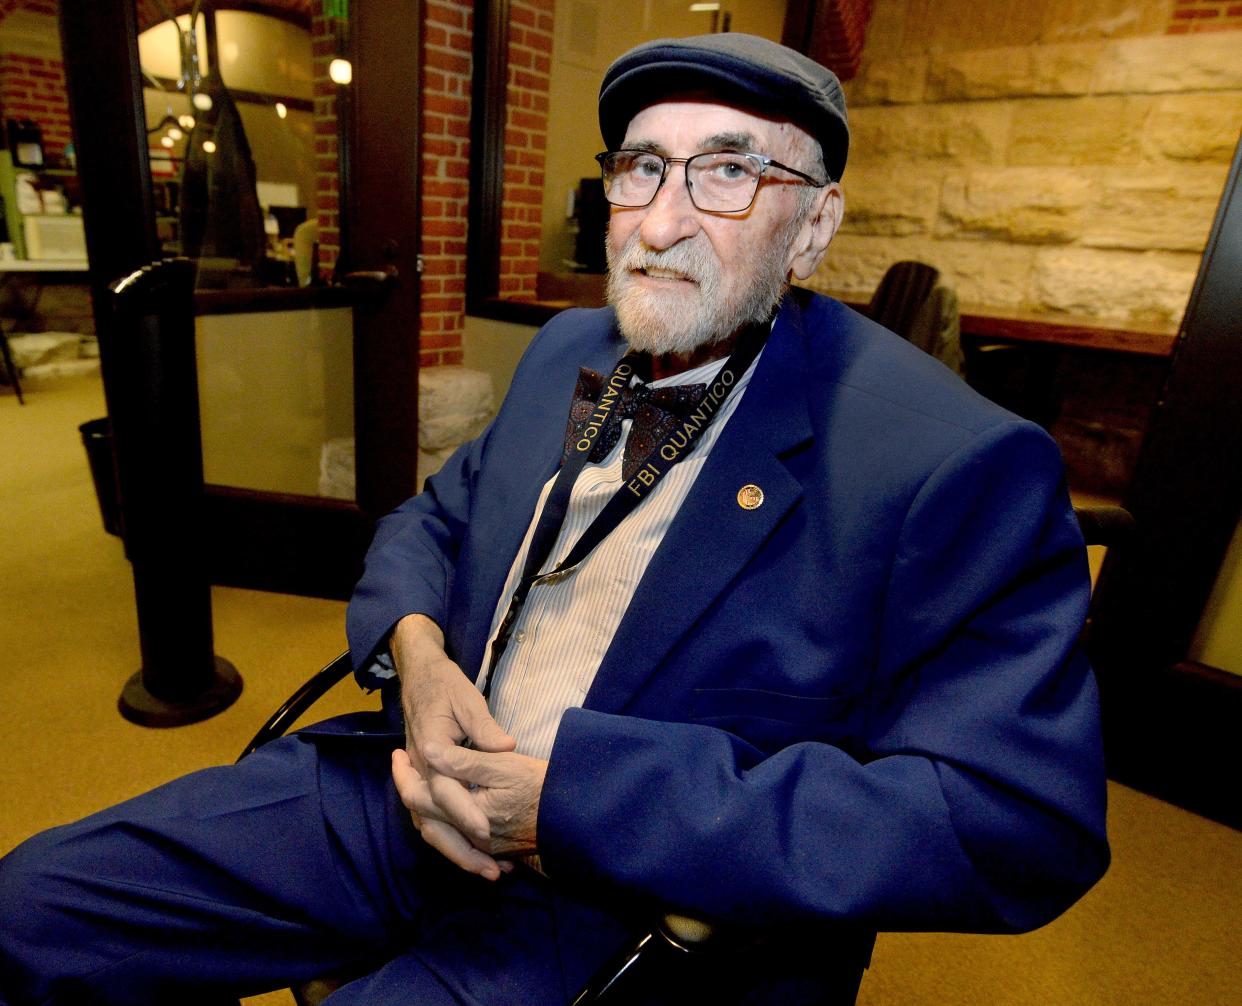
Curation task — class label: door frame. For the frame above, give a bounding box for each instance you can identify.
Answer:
[1088,134,1242,829]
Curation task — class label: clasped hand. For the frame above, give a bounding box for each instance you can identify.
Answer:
[389,614,547,881]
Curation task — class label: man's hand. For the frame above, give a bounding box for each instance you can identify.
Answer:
[392,745,548,875]
[389,613,517,879]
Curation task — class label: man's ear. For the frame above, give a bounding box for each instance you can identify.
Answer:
[787,183,843,281]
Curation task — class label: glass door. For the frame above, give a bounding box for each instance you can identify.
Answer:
[90,0,423,599]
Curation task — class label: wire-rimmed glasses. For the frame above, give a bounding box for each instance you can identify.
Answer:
[595,149,827,213]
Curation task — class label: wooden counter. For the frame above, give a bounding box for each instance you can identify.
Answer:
[959,307,1179,358]
[832,293,1180,358]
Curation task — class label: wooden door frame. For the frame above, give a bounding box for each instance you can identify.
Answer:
[349,0,423,519]
[1088,134,1242,829]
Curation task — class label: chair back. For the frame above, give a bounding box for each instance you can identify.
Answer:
[867,260,940,338]
[867,260,964,375]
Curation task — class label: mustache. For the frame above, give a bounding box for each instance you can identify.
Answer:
[611,236,714,286]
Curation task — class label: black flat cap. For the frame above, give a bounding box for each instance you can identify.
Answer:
[598,33,849,181]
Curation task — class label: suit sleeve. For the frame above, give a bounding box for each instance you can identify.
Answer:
[345,428,490,684]
[536,419,1109,935]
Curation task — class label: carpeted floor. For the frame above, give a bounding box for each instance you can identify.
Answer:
[1,373,1239,1004]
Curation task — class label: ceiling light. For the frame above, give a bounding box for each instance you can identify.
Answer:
[160,135,174,148]
[179,114,196,130]
[202,139,217,154]
[275,102,288,119]
[168,127,183,141]
[329,58,352,85]
[192,92,213,111]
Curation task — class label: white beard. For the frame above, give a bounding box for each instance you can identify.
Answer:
[605,228,790,356]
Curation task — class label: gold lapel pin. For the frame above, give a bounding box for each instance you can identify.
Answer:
[737,484,764,510]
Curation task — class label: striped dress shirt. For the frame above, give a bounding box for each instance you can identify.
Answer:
[480,351,760,760]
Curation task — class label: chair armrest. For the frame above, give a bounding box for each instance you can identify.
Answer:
[570,913,718,1005]
[658,913,716,950]
[237,651,353,761]
[1074,505,1136,547]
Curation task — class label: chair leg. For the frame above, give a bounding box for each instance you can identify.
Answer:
[0,329,24,404]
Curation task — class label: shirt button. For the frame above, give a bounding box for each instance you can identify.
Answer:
[513,629,527,644]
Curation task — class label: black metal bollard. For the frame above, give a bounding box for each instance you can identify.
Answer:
[108,258,241,725]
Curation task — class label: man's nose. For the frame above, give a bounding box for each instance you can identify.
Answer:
[638,164,701,251]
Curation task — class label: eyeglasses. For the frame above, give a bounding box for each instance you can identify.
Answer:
[595,149,828,214]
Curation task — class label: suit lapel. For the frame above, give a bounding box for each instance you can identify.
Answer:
[584,296,815,715]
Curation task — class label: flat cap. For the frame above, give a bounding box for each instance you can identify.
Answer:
[599,33,849,181]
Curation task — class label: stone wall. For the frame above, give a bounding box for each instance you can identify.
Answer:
[803,0,1242,324]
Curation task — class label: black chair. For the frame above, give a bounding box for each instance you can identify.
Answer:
[242,504,1134,1004]
[864,260,1061,431]
[865,260,964,376]
[1074,504,1136,546]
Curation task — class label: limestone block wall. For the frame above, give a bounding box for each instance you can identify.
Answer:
[804,18,1242,324]
[416,364,494,487]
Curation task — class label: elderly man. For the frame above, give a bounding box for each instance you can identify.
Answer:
[0,33,1107,1006]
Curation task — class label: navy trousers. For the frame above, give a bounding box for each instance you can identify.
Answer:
[0,722,635,1005]
[0,712,867,1005]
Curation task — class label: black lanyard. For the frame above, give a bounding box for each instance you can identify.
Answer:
[480,321,769,697]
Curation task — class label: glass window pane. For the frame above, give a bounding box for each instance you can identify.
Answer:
[196,307,355,500]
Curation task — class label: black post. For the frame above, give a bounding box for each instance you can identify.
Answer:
[109,259,241,726]
[61,4,240,725]
[58,2,159,364]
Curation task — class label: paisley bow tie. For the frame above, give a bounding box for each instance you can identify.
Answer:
[562,366,706,480]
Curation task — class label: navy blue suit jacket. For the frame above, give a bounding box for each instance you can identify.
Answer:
[346,289,1108,959]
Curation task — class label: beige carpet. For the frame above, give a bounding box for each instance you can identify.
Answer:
[1,374,1239,1004]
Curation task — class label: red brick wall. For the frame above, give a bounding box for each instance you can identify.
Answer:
[497,0,551,302]
[0,53,72,162]
[312,4,343,275]
[419,0,474,367]
[1168,0,1242,33]
[418,0,554,363]
[419,0,555,362]
[0,2,72,164]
